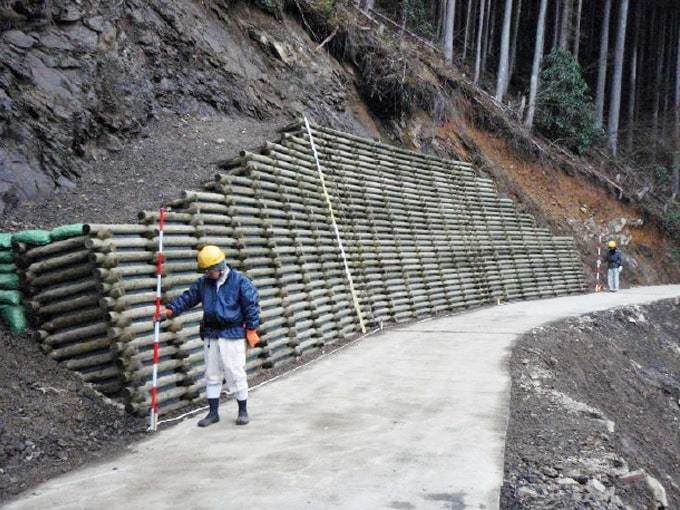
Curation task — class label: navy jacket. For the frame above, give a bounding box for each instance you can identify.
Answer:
[605,248,623,269]
[167,267,260,340]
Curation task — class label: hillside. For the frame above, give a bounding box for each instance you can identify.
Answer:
[1,1,678,284]
[0,0,679,505]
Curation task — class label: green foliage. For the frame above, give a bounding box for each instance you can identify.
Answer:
[535,48,600,154]
[663,207,680,233]
[654,164,670,185]
[404,0,434,39]
[254,0,284,18]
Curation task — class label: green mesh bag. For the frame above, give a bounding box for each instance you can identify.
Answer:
[0,273,19,290]
[1,305,27,333]
[12,229,51,246]
[0,290,22,305]
[0,233,12,250]
[0,263,16,273]
[50,224,85,241]
[0,251,14,263]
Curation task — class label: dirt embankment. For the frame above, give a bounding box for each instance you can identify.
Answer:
[0,325,146,501]
[502,299,680,509]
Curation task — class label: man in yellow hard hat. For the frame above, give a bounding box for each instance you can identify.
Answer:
[164,245,260,427]
[604,240,623,292]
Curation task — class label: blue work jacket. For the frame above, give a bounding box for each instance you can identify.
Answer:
[605,248,623,269]
[167,267,260,340]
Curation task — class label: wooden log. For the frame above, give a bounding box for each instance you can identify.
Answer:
[18,235,88,265]
[35,293,101,316]
[40,322,109,346]
[25,249,90,277]
[25,264,95,288]
[31,278,99,305]
[50,337,112,361]
[40,307,105,333]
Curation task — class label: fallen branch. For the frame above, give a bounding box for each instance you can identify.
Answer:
[315,27,338,51]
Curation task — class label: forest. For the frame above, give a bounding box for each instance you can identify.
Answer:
[357,0,680,208]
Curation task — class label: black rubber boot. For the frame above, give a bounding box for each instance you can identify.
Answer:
[198,398,220,427]
[235,399,249,425]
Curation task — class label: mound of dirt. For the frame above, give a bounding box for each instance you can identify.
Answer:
[502,299,680,509]
[0,325,146,502]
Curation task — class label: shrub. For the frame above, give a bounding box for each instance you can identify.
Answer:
[535,48,600,154]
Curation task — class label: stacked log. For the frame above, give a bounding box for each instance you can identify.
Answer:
[15,120,585,418]
[14,233,120,393]
[274,122,584,318]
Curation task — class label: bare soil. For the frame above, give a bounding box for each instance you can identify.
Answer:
[1,113,284,230]
[0,320,367,503]
[501,298,680,509]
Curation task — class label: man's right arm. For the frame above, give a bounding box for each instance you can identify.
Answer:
[166,279,203,317]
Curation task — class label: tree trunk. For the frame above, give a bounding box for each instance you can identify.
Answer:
[553,0,561,50]
[572,0,582,60]
[625,3,640,152]
[626,4,642,152]
[595,0,612,129]
[474,0,487,84]
[653,21,666,159]
[443,0,456,63]
[495,0,514,101]
[673,21,680,201]
[559,0,572,50]
[481,0,493,75]
[361,0,375,11]
[525,0,548,129]
[509,0,522,77]
[607,0,629,155]
[463,0,475,61]
[662,21,676,142]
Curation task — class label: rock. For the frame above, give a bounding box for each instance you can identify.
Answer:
[619,469,647,484]
[516,487,538,499]
[100,133,123,153]
[55,56,81,69]
[587,478,606,493]
[57,6,83,22]
[542,466,559,478]
[85,16,105,33]
[4,30,36,49]
[557,477,580,486]
[645,475,668,508]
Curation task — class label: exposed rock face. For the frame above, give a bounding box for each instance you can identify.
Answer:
[0,0,364,215]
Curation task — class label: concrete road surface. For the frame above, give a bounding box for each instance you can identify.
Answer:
[6,285,680,510]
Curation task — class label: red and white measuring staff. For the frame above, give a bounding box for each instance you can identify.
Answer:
[149,208,166,431]
[595,235,603,292]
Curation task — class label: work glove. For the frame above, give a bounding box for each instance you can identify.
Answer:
[618,266,623,273]
[245,329,260,348]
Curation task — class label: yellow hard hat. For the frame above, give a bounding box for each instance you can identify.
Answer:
[197,245,225,270]
[607,240,617,248]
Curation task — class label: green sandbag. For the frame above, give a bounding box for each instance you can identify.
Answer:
[0,290,22,305]
[1,305,27,333]
[0,233,12,250]
[0,273,19,290]
[0,251,14,263]
[0,263,16,273]
[50,224,85,241]
[12,229,51,246]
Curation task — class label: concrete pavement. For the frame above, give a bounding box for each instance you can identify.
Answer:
[6,285,680,510]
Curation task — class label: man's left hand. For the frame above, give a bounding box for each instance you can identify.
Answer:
[246,329,260,348]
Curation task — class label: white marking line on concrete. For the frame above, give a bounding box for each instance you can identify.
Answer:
[4,286,679,510]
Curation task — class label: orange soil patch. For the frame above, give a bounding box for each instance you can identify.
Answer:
[464,126,669,253]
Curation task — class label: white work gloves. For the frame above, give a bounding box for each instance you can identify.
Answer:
[618,266,623,273]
